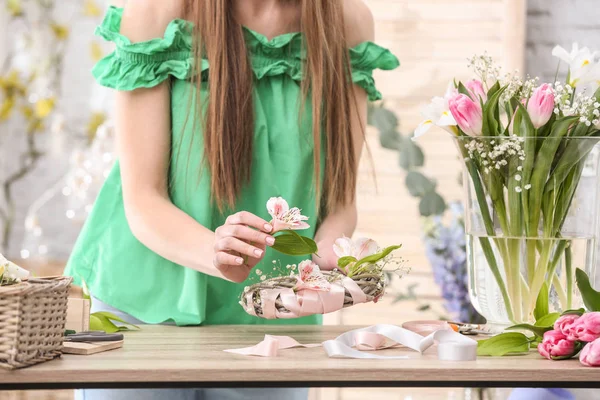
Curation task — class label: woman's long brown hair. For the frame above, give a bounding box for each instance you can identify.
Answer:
[186,0,357,215]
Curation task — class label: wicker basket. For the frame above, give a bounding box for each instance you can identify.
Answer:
[0,276,72,369]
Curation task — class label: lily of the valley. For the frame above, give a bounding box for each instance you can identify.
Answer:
[448,93,484,136]
[266,197,310,232]
[552,43,600,88]
[333,236,379,260]
[414,83,459,139]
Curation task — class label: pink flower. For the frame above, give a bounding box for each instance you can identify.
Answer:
[569,312,600,342]
[266,197,310,232]
[538,330,579,360]
[527,83,555,129]
[294,260,330,292]
[554,314,580,339]
[465,79,487,103]
[580,338,600,367]
[448,93,483,136]
[333,236,379,260]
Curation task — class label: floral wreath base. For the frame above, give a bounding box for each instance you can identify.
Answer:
[240,271,385,319]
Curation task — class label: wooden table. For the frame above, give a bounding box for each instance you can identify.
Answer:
[0,325,598,390]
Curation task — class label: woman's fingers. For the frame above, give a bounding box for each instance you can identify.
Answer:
[216,236,265,259]
[213,251,244,267]
[226,211,272,233]
[217,224,275,246]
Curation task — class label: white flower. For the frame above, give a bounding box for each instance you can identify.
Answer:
[552,43,600,88]
[414,89,459,139]
[266,197,310,232]
[0,254,29,284]
[333,236,379,260]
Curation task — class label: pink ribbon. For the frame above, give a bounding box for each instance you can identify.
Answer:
[244,278,367,319]
[223,323,478,361]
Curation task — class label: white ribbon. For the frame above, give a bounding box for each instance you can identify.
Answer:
[322,324,477,361]
[224,323,478,361]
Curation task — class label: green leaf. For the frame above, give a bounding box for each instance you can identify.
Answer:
[405,171,436,197]
[534,282,550,320]
[93,311,140,330]
[458,82,470,97]
[353,245,402,269]
[337,256,357,268]
[482,87,506,136]
[477,332,532,356]
[561,308,586,316]
[506,323,551,339]
[534,312,560,327]
[89,314,116,333]
[576,268,600,311]
[419,192,446,217]
[272,230,318,256]
[398,138,425,170]
[487,81,501,101]
[368,104,398,133]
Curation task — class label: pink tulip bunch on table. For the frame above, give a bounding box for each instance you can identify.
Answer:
[538,312,600,366]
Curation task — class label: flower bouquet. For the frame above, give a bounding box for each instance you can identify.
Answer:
[240,198,405,319]
[417,45,600,327]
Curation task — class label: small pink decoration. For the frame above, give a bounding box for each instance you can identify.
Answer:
[569,312,600,342]
[527,83,555,128]
[554,314,580,340]
[448,93,483,136]
[333,236,379,260]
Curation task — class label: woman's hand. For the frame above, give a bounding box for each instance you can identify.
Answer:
[213,211,275,283]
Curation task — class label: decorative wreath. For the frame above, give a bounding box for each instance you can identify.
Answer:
[239,197,406,319]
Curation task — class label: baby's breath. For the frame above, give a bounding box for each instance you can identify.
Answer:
[467,53,501,85]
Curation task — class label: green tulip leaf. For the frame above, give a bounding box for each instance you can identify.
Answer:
[534,312,560,328]
[506,323,551,339]
[561,308,586,316]
[272,230,318,256]
[576,268,600,311]
[477,332,532,356]
[89,311,139,333]
[533,282,550,321]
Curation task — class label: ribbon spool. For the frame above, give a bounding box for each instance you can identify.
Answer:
[240,271,385,319]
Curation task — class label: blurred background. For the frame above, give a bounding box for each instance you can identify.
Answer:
[0,0,599,399]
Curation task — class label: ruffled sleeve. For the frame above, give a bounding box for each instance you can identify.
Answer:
[349,42,400,101]
[92,6,196,91]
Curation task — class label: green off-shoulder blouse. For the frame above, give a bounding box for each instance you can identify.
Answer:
[64,6,399,326]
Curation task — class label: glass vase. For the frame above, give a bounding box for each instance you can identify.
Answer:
[455,136,600,329]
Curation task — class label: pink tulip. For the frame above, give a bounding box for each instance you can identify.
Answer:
[569,312,600,342]
[527,83,555,129]
[580,338,600,367]
[448,93,483,136]
[538,330,579,360]
[464,79,487,103]
[266,197,310,232]
[554,314,580,339]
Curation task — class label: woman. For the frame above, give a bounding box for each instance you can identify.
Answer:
[65,0,398,398]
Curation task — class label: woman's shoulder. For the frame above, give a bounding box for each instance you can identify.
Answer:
[343,0,375,47]
[117,0,187,42]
